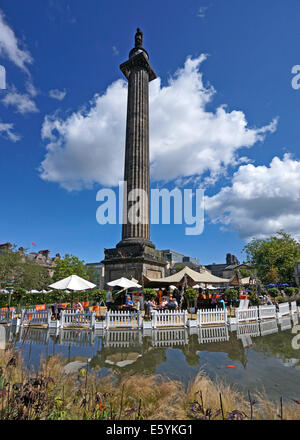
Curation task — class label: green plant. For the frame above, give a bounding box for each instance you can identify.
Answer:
[268,287,280,298]
[284,287,295,297]
[184,288,198,310]
[275,296,286,303]
[248,292,260,306]
[223,289,238,303]
[143,289,157,301]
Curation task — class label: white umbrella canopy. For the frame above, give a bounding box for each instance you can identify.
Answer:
[169,285,177,290]
[193,284,201,289]
[107,277,141,289]
[49,275,96,291]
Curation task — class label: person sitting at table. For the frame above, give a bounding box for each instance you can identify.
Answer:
[125,295,134,307]
[167,298,178,310]
[161,297,168,308]
[73,298,83,312]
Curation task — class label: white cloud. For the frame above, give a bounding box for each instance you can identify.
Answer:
[2,85,39,114]
[205,154,300,241]
[112,46,119,56]
[0,10,33,72]
[197,6,209,18]
[39,55,276,191]
[25,80,38,97]
[49,88,67,101]
[0,121,20,142]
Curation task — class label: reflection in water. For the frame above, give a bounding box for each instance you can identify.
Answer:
[2,319,300,400]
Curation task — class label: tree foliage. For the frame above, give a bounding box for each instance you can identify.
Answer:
[52,254,88,282]
[243,231,300,284]
[0,248,51,291]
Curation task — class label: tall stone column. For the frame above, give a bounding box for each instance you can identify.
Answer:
[117,28,156,248]
[102,29,166,284]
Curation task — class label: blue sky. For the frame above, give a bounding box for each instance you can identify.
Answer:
[0,0,300,265]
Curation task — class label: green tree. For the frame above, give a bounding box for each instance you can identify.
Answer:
[53,254,88,282]
[184,288,198,310]
[85,266,99,285]
[175,265,185,273]
[0,247,51,291]
[243,231,300,284]
[265,265,280,284]
[143,288,157,301]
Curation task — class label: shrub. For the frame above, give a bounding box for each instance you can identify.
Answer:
[284,287,295,297]
[223,289,238,303]
[249,292,260,306]
[268,287,279,298]
[143,289,157,301]
[275,296,286,303]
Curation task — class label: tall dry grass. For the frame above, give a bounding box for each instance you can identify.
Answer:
[0,348,300,420]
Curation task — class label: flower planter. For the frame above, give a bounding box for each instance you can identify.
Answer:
[187,319,197,328]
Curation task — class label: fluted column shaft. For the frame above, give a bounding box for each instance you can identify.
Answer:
[122,65,150,241]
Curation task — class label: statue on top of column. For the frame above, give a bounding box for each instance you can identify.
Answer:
[135,28,143,48]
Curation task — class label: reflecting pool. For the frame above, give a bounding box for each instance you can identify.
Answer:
[1,315,300,401]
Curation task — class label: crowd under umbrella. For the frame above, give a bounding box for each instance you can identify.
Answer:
[49,274,97,306]
[107,277,142,303]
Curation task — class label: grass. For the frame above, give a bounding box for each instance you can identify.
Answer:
[0,348,300,420]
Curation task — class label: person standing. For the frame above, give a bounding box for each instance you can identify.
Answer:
[157,288,163,305]
[106,287,114,311]
[139,293,145,312]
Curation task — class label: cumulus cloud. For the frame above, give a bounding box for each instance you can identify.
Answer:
[2,85,39,114]
[0,121,20,142]
[49,88,67,101]
[39,55,277,191]
[205,154,300,241]
[0,10,33,73]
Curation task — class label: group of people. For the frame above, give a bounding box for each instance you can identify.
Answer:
[105,285,228,316]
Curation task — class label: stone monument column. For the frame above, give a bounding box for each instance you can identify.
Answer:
[102,29,166,284]
[117,28,156,248]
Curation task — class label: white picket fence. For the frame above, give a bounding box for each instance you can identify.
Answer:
[152,328,188,346]
[103,330,142,348]
[235,306,258,323]
[277,303,290,318]
[19,326,50,345]
[260,319,278,336]
[198,325,229,343]
[237,322,260,338]
[60,310,95,329]
[0,309,15,324]
[291,301,297,314]
[59,329,95,346]
[197,308,227,327]
[21,309,51,326]
[279,316,292,331]
[152,310,187,328]
[259,305,277,320]
[105,310,142,329]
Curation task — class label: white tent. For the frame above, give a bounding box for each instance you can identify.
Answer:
[107,277,141,289]
[49,274,96,291]
[193,284,201,289]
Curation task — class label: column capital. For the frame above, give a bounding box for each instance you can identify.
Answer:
[120,51,157,82]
